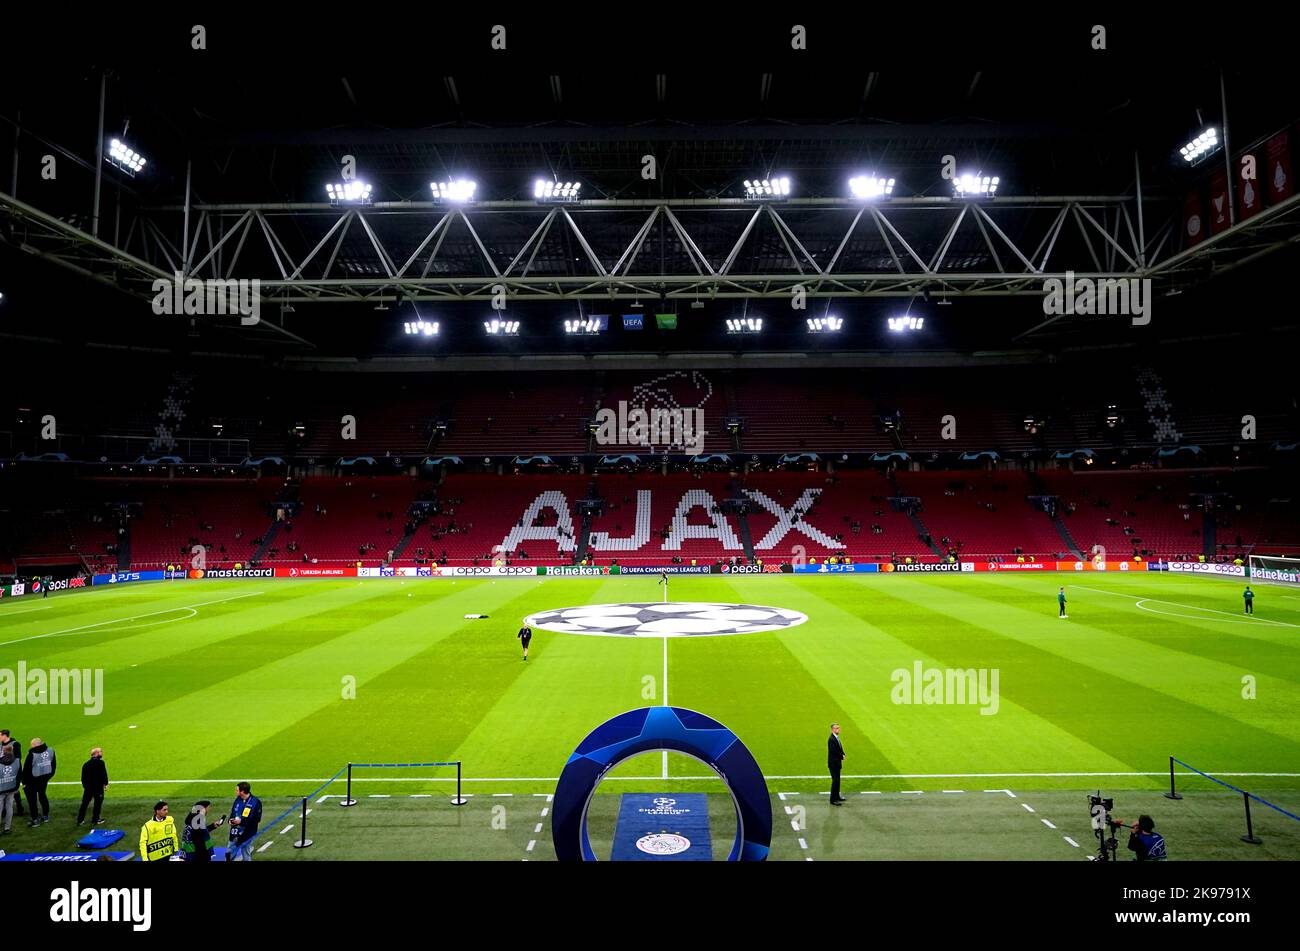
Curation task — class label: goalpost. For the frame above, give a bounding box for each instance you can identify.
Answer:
[1248,555,1300,588]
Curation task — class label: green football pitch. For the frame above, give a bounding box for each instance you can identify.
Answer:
[2,571,1298,861]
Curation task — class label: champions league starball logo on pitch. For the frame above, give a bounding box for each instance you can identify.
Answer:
[524,602,807,637]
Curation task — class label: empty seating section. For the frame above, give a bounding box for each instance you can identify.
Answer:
[127,481,284,568]
[894,470,1066,559]
[66,509,121,574]
[7,506,118,572]
[730,373,874,452]
[437,379,592,456]
[4,467,1297,574]
[1150,358,1296,447]
[726,366,1150,455]
[196,375,441,459]
[5,354,1298,464]
[143,370,591,460]
[597,371,732,454]
[1037,471,1202,560]
[268,477,422,564]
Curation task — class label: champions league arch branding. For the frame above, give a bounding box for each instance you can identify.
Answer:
[552,706,772,862]
[525,602,807,637]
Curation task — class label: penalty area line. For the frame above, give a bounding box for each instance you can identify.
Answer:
[1073,585,1300,629]
[0,590,266,648]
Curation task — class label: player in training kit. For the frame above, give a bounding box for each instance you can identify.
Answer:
[1058,587,1068,618]
[1243,586,1254,615]
[517,623,532,661]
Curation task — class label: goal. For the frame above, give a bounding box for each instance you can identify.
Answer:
[1248,555,1300,587]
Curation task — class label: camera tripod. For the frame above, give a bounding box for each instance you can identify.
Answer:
[1094,820,1121,861]
[1089,792,1121,862]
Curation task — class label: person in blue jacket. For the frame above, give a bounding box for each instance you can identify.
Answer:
[226,781,263,861]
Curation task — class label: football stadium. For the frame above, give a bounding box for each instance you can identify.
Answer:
[0,13,1298,924]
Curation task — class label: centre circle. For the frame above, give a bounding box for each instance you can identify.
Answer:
[524,601,808,637]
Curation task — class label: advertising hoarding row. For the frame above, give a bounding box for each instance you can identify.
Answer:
[92,570,166,586]
[52,559,1262,591]
[1162,561,1247,577]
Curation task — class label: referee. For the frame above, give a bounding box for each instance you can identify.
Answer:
[517,621,532,662]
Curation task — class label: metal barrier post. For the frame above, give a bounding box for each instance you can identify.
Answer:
[1163,756,1182,800]
[1240,792,1262,845]
[341,763,357,807]
[451,760,467,806]
[293,797,313,848]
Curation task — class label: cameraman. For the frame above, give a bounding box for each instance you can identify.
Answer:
[1126,814,1167,861]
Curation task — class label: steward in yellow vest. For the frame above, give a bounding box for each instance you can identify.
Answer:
[140,801,180,862]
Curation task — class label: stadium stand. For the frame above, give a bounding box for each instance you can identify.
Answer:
[268,477,425,565]
[738,470,933,560]
[414,473,588,565]
[587,473,743,564]
[126,479,284,569]
[4,465,1298,576]
[895,470,1070,560]
[1038,470,1203,560]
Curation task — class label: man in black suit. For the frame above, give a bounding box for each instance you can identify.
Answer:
[828,723,847,804]
[78,747,109,826]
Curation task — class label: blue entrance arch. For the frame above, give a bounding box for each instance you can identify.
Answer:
[551,706,772,861]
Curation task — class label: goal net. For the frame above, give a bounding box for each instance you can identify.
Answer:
[1248,555,1300,588]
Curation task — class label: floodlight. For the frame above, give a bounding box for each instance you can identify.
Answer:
[534,179,582,202]
[887,315,924,332]
[725,317,764,334]
[564,315,606,334]
[403,319,440,336]
[326,181,373,203]
[430,179,478,202]
[107,138,147,175]
[849,176,895,199]
[743,177,791,200]
[1179,128,1219,164]
[953,173,999,197]
[807,316,844,332]
[484,319,520,335]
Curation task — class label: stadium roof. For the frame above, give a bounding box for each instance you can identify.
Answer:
[1,15,1298,357]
